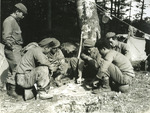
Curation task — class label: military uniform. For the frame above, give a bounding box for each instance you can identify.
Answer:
[106,32,131,60]
[81,39,103,80]
[16,38,61,100]
[47,49,67,77]
[81,47,103,69]
[2,15,23,85]
[16,47,52,89]
[97,50,134,86]
[2,2,27,87]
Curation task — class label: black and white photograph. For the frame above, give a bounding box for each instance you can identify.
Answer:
[0,0,150,113]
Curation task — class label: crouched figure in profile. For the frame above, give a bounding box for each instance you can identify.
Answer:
[15,38,60,100]
[92,39,135,93]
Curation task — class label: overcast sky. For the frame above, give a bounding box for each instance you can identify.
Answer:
[98,0,150,20]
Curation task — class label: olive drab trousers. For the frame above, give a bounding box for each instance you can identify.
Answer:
[5,45,22,85]
[16,66,50,90]
[97,63,132,85]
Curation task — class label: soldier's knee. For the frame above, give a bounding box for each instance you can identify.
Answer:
[16,74,24,87]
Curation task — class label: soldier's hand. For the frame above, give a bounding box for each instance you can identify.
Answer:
[81,54,92,61]
[77,77,84,84]
[81,53,88,59]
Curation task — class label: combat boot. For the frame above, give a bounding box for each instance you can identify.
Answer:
[38,90,53,100]
[102,76,111,90]
[92,77,111,94]
[38,82,53,100]
[118,84,130,93]
[6,83,18,98]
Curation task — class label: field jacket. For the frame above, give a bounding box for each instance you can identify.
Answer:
[2,15,23,48]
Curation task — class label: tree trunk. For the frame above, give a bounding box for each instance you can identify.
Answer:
[111,0,113,15]
[129,0,132,21]
[140,0,144,21]
[76,0,101,42]
[48,0,52,32]
[114,0,117,16]
[117,0,120,18]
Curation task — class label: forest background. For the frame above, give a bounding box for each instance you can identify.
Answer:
[1,0,150,45]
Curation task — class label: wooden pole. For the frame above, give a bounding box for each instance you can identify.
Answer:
[140,0,145,21]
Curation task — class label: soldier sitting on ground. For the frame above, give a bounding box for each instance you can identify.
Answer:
[92,39,135,93]
[19,39,67,87]
[15,38,60,100]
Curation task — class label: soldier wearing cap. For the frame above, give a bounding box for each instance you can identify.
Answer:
[92,39,135,93]
[45,38,68,86]
[2,3,28,98]
[106,32,131,60]
[80,39,103,84]
[15,38,60,100]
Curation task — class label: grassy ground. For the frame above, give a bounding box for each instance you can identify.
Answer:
[0,71,150,113]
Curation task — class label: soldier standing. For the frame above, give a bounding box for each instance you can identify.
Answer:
[2,3,27,98]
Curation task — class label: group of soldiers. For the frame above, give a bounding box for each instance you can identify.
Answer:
[1,3,135,100]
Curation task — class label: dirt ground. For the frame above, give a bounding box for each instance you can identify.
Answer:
[0,71,150,113]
